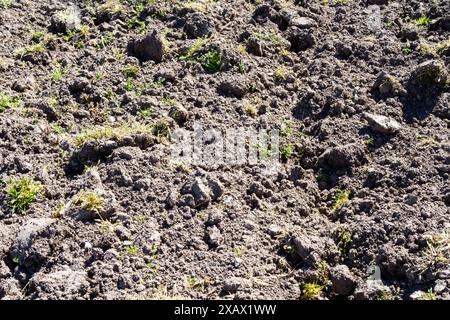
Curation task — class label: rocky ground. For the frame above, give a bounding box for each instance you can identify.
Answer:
[0,0,449,300]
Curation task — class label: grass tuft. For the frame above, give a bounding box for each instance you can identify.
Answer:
[418,289,436,300]
[0,0,14,8]
[415,16,430,27]
[0,92,21,112]
[4,177,43,214]
[180,37,222,72]
[73,190,104,214]
[14,42,46,59]
[74,124,153,147]
[74,120,171,147]
[332,189,351,212]
[301,283,323,300]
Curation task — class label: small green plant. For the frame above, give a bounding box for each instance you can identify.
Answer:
[245,104,258,117]
[256,143,275,160]
[244,100,258,117]
[51,123,65,134]
[280,143,295,161]
[128,17,146,31]
[32,30,46,40]
[235,246,244,258]
[199,49,222,72]
[239,61,247,74]
[76,40,85,49]
[128,0,149,31]
[279,119,300,162]
[152,119,171,140]
[14,42,46,59]
[62,25,90,47]
[63,25,90,43]
[161,97,176,106]
[149,9,167,20]
[436,39,450,55]
[274,67,288,81]
[125,77,135,91]
[4,177,43,214]
[377,290,396,300]
[364,136,375,148]
[137,107,153,118]
[418,42,435,55]
[253,30,283,46]
[96,33,114,49]
[123,65,139,77]
[63,30,76,42]
[104,88,120,105]
[51,64,65,81]
[332,189,351,212]
[136,215,146,223]
[97,0,124,17]
[337,231,352,256]
[403,47,413,55]
[180,37,208,61]
[73,191,104,214]
[175,162,193,174]
[49,96,59,109]
[403,39,413,55]
[418,289,436,300]
[153,77,166,88]
[276,231,295,255]
[185,276,206,290]
[416,135,437,149]
[127,245,140,255]
[0,0,14,8]
[281,119,293,138]
[52,203,65,219]
[238,45,247,54]
[147,243,158,275]
[197,211,208,221]
[419,231,449,273]
[111,47,125,60]
[95,72,103,81]
[23,135,32,145]
[183,0,213,13]
[281,48,290,56]
[186,276,201,288]
[74,124,155,147]
[315,261,330,282]
[415,16,431,27]
[0,93,21,112]
[301,283,323,300]
[79,25,90,37]
[180,37,222,72]
[97,219,121,233]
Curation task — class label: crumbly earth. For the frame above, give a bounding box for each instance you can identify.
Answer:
[0,0,449,300]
